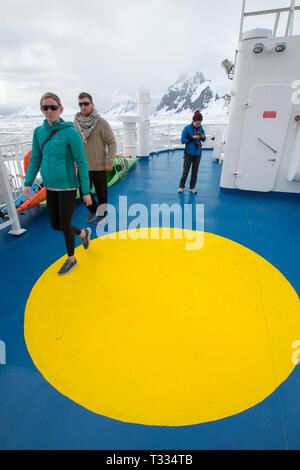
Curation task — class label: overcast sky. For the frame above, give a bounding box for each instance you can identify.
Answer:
[1,0,300,113]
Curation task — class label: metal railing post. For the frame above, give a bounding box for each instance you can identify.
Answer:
[0,148,26,235]
[239,0,247,41]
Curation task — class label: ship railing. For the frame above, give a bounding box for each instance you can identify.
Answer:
[112,127,123,156]
[108,122,228,160]
[0,122,228,235]
[0,141,30,235]
[148,122,228,161]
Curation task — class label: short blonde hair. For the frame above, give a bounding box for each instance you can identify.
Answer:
[40,92,62,107]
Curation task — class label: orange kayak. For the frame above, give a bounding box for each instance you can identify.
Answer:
[17,152,135,212]
[17,186,46,212]
[16,150,46,212]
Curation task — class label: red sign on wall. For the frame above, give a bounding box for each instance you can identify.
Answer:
[263,111,277,118]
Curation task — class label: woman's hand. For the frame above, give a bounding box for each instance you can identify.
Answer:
[82,194,93,206]
[24,186,31,199]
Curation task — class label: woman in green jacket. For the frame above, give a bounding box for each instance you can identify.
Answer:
[24,92,92,275]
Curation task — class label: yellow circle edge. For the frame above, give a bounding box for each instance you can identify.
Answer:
[24,228,300,426]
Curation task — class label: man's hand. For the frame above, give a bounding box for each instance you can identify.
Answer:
[193,135,200,139]
[82,194,93,206]
[105,165,113,171]
[24,186,31,199]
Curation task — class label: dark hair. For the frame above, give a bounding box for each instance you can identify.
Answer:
[192,110,203,122]
[78,92,93,103]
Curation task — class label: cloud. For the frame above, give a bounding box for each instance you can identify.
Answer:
[1,0,299,113]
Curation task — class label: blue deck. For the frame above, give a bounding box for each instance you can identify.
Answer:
[0,149,300,450]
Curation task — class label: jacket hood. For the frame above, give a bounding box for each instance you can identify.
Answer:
[43,118,74,131]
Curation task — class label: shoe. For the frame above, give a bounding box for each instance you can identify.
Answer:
[178,187,184,193]
[86,212,96,223]
[189,188,197,194]
[94,214,107,225]
[81,227,91,250]
[58,258,78,275]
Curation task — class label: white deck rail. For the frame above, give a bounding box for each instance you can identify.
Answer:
[148,123,228,161]
[0,141,31,235]
[109,122,228,158]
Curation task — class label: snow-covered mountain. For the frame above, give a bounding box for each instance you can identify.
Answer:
[6,72,228,121]
[102,100,137,117]
[102,99,161,118]
[154,72,221,118]
[10,103,78,119]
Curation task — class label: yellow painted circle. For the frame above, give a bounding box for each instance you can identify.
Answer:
[24,229,300,426]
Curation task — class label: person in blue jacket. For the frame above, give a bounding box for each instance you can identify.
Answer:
[24,92,93,275]
[178,110,206,194]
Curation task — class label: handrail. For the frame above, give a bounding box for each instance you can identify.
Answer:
[239,0,300,40]
[0,140,31,149]
[244,6,300,17]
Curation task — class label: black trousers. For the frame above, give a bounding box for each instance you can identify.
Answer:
[81,170,107,215]
[46,189,81,257]
[179,152,202,189]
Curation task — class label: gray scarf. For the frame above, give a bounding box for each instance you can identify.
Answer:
[74,108,101,142]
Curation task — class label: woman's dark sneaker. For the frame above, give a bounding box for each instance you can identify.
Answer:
[58,258,78,275]
[86,212,96,223]
[81,227,91,249]
[94,214,107,225]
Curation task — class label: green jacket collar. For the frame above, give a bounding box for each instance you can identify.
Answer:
[43,118,74,131]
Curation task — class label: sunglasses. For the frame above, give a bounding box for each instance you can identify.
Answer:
[79,102,91,107]
[41,105,60,111]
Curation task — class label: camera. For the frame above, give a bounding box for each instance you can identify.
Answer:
[195,130,203,149]
[187,131,204,149]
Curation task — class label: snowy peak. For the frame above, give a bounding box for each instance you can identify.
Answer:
[155,71,218,116]
[102,100,137,117]
[173,71,205,89]
[10,103,78,119]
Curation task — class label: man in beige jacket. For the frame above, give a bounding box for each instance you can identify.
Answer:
[74,92,117,224]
